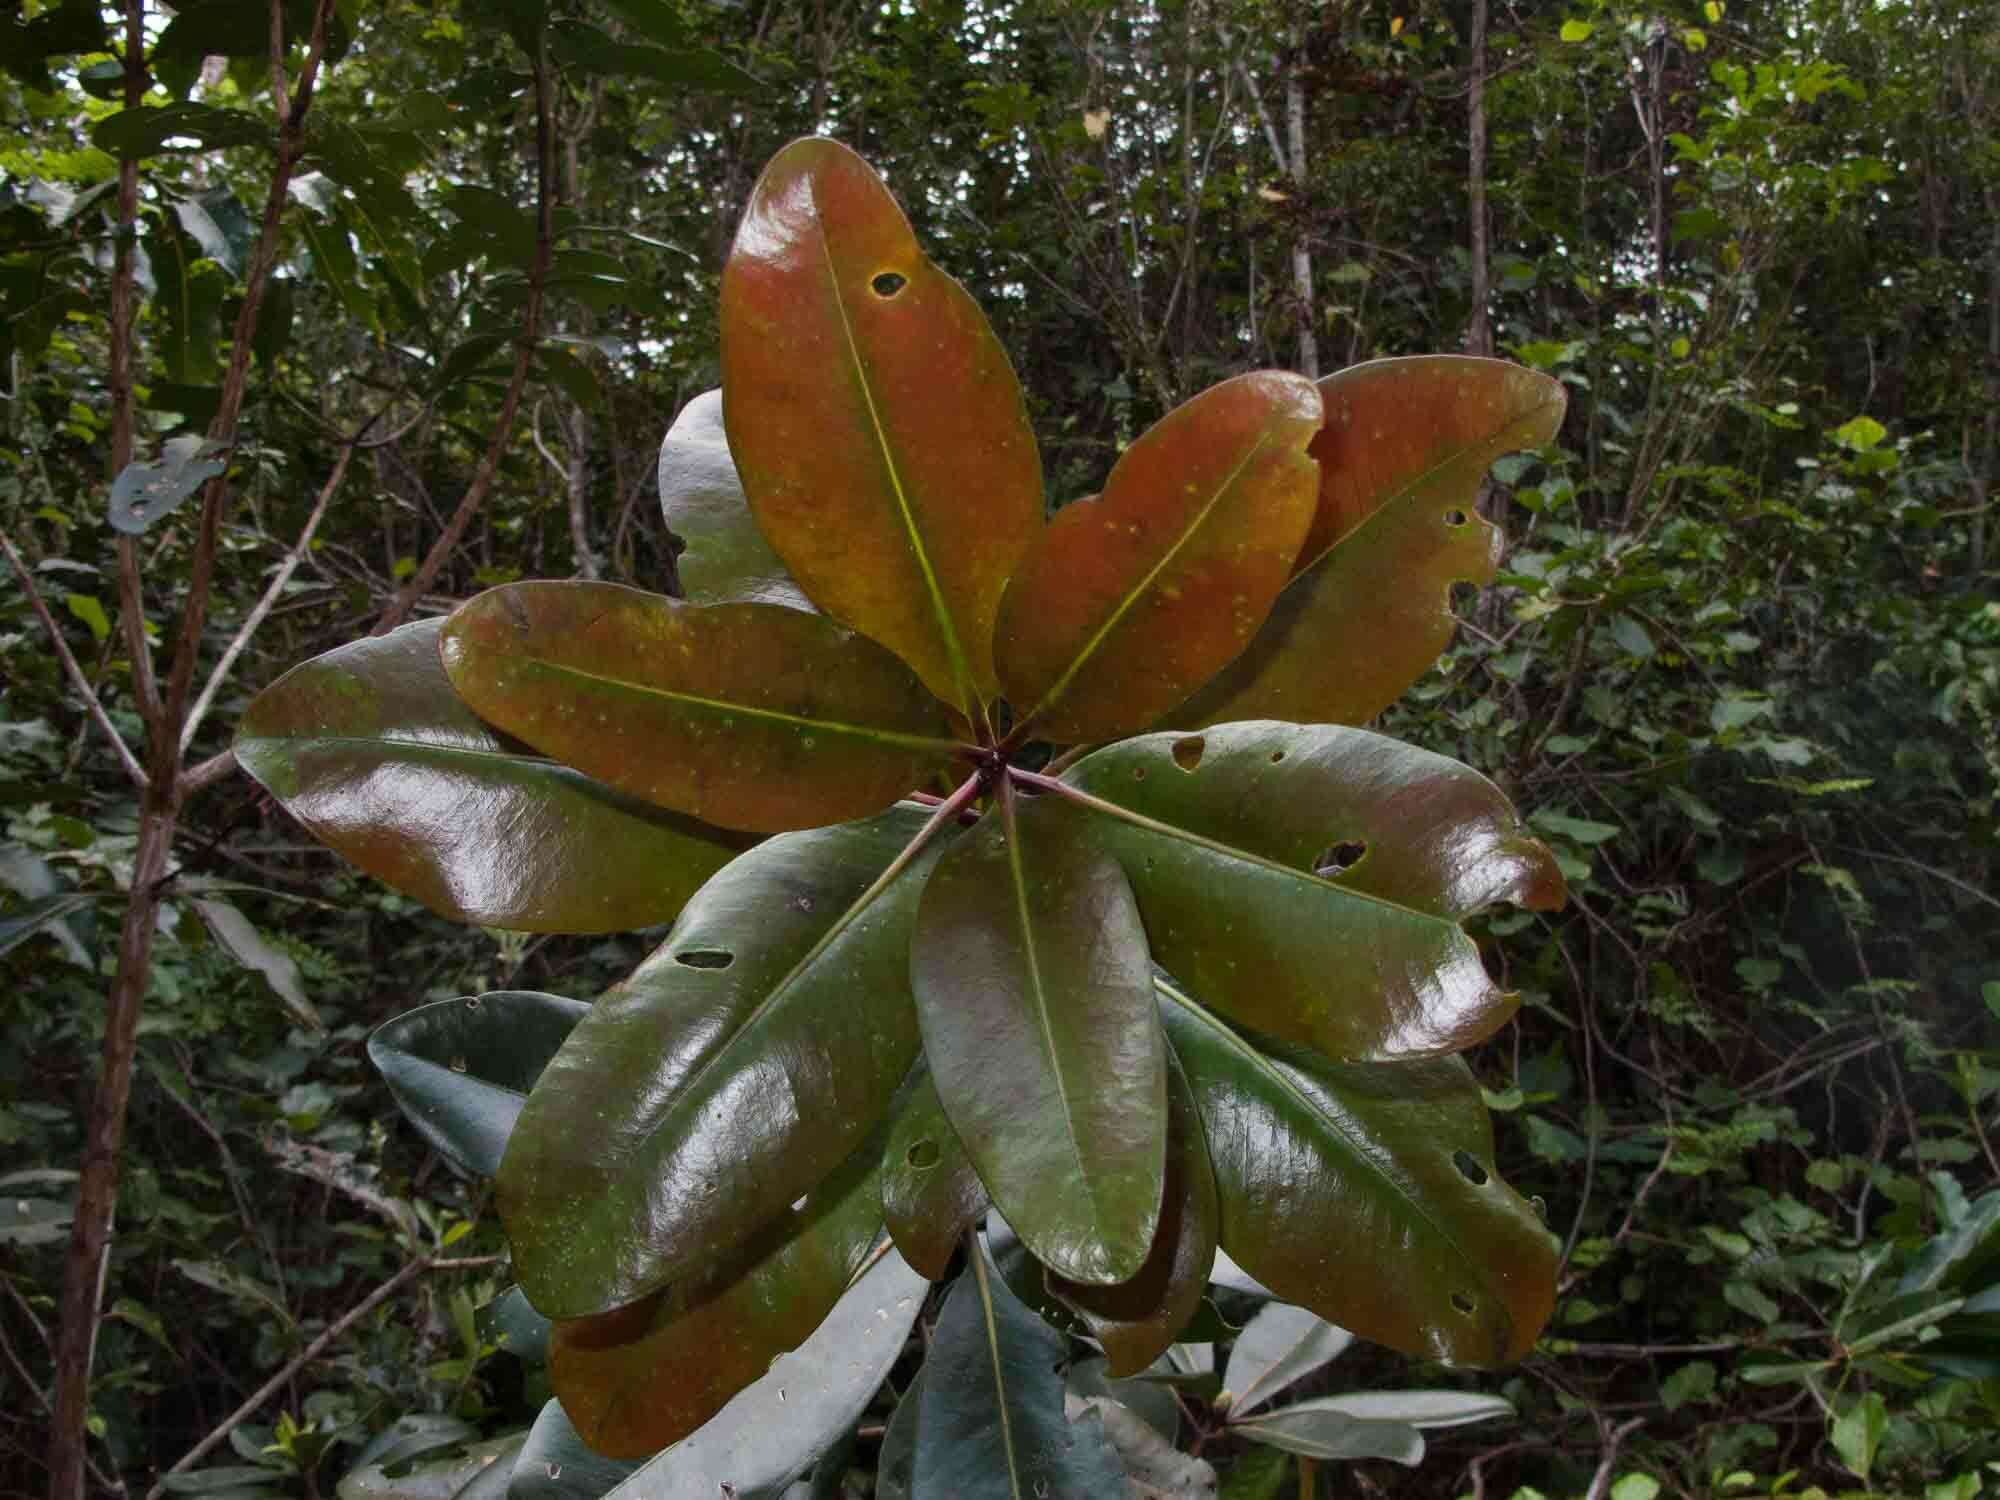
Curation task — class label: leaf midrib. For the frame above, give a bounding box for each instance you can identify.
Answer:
[1027,430,1276,726]
[971,1244,1027,1499]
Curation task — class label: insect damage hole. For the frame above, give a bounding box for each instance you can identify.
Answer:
[1443,508,1470,526]
[870,270,908,297]
[1453,1150,1490,1185]
[1450,1291,1477,1316]
[905,1139,940,1170]
[1171,735,1205,772]
[1313,840,1368,877]
[674,947,734,970]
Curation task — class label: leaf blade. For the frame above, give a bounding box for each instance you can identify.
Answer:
[658,389,815,612]
[441,582,958,833]
[998,371,1321,743]
[236,619,746,932]
[721,138,1043,714]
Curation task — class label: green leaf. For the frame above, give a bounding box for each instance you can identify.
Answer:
[368,992,586,1180]
[721,137,1044,716]
[144,221,229,385]
[912,1238,1128,1499]
[175,1258,292,1328]
[1833,414,1888,452]
[108,435,227,534]
[478,1288,551,1366]
[1170,357,1565,730]
[547,1141,883,1458]
[599,1246,926,1499]
[236,618,746,932]
[879,1065,987,1281]
[658,390,815,612]
[190,898,321,1030]
[337,1433,527,1500]
[1531,811,1621,846]
[1221,1303,1354,1419]
[1660,1360,1716,1410]
[1560,19,1595,42]
[0,1194,74,1247]
[498,805,946,1317]
[912,781,1165,1285]
[996,371,1322,743]
[1831,1392,1888,1483]
[1229,1399,1425,1466]
[875,1368,927,1500]
[1159,979,1558,1365]
[443,186,538,271]
[0,891,93,962]
[441,582,959,834]
[1311,1390,1514,1429]
[1898,1190,2000,1296]
[173,189,256,277]
[1609,614,1655,659]
[1,0,108,88]
[62,592,110,642]
[252,275,295,365]
[1048,1047,1220,1376]
[1064,724,1564,1061]
[92,104,269,159]
[547,20,759,94]
[511,1402,640,1500]
[533,344,599,411]
[346,1417,480,1478]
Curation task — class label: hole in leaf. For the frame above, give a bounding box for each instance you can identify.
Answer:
[791,1194,809,1212]
[1450,581,1479,611]
[1269,750,1285,764]
[1313,840,1368,877]
[1132,766,1147,782]
[1444,509,1469,526]
[1451,1291,1476,1316]
[906,1139,940,1171]
[871,271,908,297]
[1171,736,1205,772]
[449,1056,468,1073]
[675,947,734,969]
[1453,1150,1490,1185]
[464,995,480,1008]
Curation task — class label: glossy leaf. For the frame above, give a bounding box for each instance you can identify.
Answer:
[479,1287,552,1365]
[658,390,814,612]
[499,806,944,1317]
[236,619,745,932]
[441,581,958,834]
[368,992,587,1179]
[1066,1358,1182,1445]
[190,899,320,1030]
[548,1142,884,1459]
[720,137,1043,715]
[879,1065,986,1281]
[1158,979,1558,1366]
[346,1416,479,1478]
[1063,724,1564,1061]
[912,781,1165,1285]
[600,1246,925,1500]
[1220,1303,1353,1419]
[338,1434,528,1500]
[1048,1047,1219,1375]
[1228,1401,1424,1467]
[997,372,1321,743]
[1171,357,1567,729]
[911,1239,1128,1500]
[1302,1390,1515,1429]
[511,1402,641,1500]
[875,1369,926,1500]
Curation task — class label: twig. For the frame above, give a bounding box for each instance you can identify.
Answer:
[1582,1416,1646,1500]
[180,441,355,752]
[146,1254,504,1500]
[0,527,148,789]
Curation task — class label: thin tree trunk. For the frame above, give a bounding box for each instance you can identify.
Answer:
[1467,0,1493,360]
[1285,44,1317,379]
[1975,183,1997,579]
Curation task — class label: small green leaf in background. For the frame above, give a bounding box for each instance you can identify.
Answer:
[63,593,110,642]
[1983,980,2000,1022]
[1832,414,1888,452]
[1660,1359,1716,1410]
[1610,1476,1661,1500]
[1831,1391,1888,1482]
[1609,614,1655,659]
[1560,19,1595,41]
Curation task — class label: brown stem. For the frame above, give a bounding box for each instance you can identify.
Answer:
[145,1254,505,1500]
[373,32,556,633]
[0,528,148,789]
[1466,0,1492,361]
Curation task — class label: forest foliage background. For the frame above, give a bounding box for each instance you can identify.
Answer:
[2,0,1998,1496]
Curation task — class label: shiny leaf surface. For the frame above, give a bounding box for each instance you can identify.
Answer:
[1063,724,1564,1061]
[912,782,1165,1285]
[720,137,1043,715]
[1048,1047,1219,1376]
[1219,1303,1352,1419]
[236,619,744,932]
[658,389,814,612]
[997,372,1320,743]
[369,991,587,1179]
[548,1145,883,1460]
[912,1239,1128,1499]
[1159,979,1558,1366]
[442,582,958,834]
[512,1401,641,1500]
[1171,357,1566,729]
[499,806,944,1317]
[337,1434,528,1500]
[1228,1401,1425,1467]
[879,1065,986,1282]
[601,1246,925,1500]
